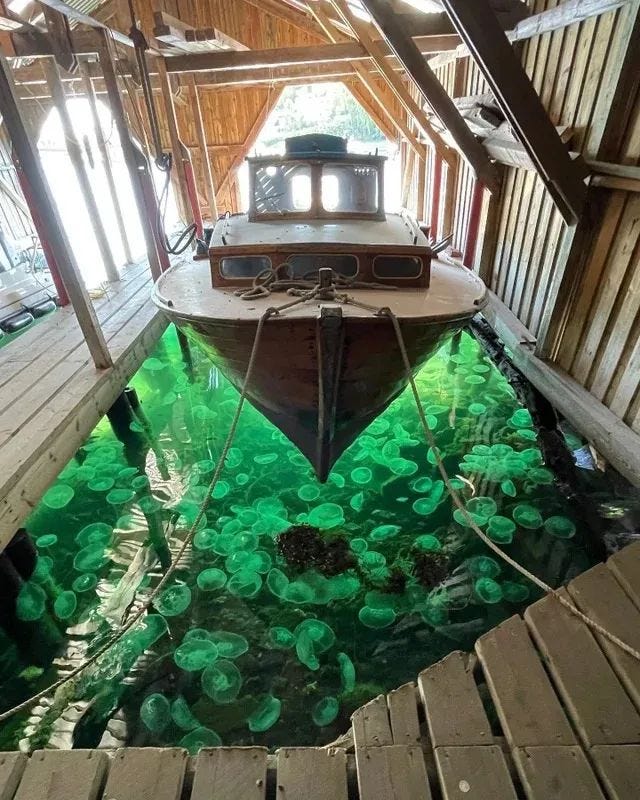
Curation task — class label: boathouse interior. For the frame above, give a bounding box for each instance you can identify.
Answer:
[0,0,640,796]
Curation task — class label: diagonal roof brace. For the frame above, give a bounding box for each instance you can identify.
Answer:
[358,0,500,194]
[440,0,588,225]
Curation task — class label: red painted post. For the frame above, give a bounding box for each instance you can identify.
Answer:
[430,155,443,242]
[12,152,70,306]
[463,179,484,269]
[183,156,204,240]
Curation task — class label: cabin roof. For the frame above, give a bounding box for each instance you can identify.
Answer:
[211,212,425,249]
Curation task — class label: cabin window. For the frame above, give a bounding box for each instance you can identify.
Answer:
[321,164,379,214]
[286,254,358,279]
[220,255,271,279]
[373,256,423,279]
[253,164,312,214]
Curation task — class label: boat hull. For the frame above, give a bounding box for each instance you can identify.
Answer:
[170,311,460,480]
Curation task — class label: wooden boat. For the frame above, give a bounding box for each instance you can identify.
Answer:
[153,134,487,480]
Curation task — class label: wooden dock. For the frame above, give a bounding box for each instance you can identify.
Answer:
[3,542,640,798]
[0,261,167,550]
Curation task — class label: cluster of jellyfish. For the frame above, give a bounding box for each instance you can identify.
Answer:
[14,328,584,751]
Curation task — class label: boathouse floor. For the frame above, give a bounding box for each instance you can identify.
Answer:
[2,542,640,798]
[0,260,167,551]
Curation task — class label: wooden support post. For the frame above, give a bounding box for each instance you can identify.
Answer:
[0,52,112,369]
[442,156,457,237]
[44,57,120,283]
[401,145,415,209]
[188,75,218,224]
[329,0,454,168]
[463,179,484,268]
[359,0,499,193]
[416,147,426,222]
[440,0,588,225]
[430,154,443,240]
[307,1,427,163]
[156,57,191,224]
[98,32,164,280]
[80,61,133,265]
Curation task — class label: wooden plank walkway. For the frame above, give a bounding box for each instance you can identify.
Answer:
[3,542,640,798]
[0,261,167,550]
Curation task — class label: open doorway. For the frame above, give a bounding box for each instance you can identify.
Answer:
[237,82,400,213]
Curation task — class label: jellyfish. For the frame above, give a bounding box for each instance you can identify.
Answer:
[35,534,58,549]
[486,516,516,544]
[73,545,109,572]
[174,638,219,671]
[351,467,372,486]
[512,504,543,530]
[358,606,396,629]
[284,580,314,605]
[227,571,262,598]
[88,477,115,493]
[412,498,438,517]
[312,696,339,727]
[414,535,442,552]
[298,484,320,502]
[268,626,296,649]
[388,458,419,477]
[16,582,46,621]
[500,480,517,497]
[72,573,98,593]
[327,574,360,601]
[154,583,192,617]
[349,538,368,555]
[543,516,576,539]
[474,577,503,604]
[467,556,500,579]
[501,581,530,603]
[509,408,533,428]
[328,472,346,488]
[369,524,401,542]
[197,568,227,592]
[106,488,135,505]
[201,659,242,703]
[140,693,171,734]
[137,614,168,649]
[350,492,365,512]
[295,631,319,670]
[307,503,345,530]
[337,652,356,692]
[138,496,163,515]
[267,568,289,599]
[248,695,282,732]
[211,481,230,499]
[179,727,222,754]
[210,631,249,659]
[410,477,433,494]
[254,453,278,465]
[54,591,77,621]
[468,403,487,415]
[42,484,74,509]
[171,696,200,731]
[295,620,336,653]
[142,357,166,372]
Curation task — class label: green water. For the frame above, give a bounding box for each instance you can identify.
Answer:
[0,326,601,751]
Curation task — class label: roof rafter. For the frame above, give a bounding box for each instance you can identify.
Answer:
[358,0,499,192]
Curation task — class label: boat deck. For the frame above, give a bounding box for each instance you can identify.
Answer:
[0,260,167,551]
[3,542,640,799]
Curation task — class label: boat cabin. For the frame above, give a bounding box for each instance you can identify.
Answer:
[209,134,431,291]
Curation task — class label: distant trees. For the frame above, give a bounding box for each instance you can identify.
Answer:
[258,83,386,150]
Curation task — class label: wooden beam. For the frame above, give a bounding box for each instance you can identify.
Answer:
[98,31,163,280]
[308,1,426,161]
[36,0,137,50]
[242,0,326,37]
[216,87,284,203]
[188,75,218,222]
[482,291,640,488]
[80,61,133,265]
[156,56,191,224]
[430,0,630,69]
[440,0,588,224]
[44,57,120,283]
[329,0,453,167]
[152,11,249,53]
[590,175,640,192]
[0,52,111,369]
[587,160,640,181]
[358,0,499,192]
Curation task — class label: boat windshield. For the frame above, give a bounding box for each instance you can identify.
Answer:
[249,157,384,219]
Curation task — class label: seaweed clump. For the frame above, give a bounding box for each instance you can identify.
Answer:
[381,567,407,595]
[276,524,355,576]
[412,551,449,591]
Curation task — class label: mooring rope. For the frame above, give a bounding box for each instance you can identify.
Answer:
[382,307,640,664]
[3,282,639,726]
